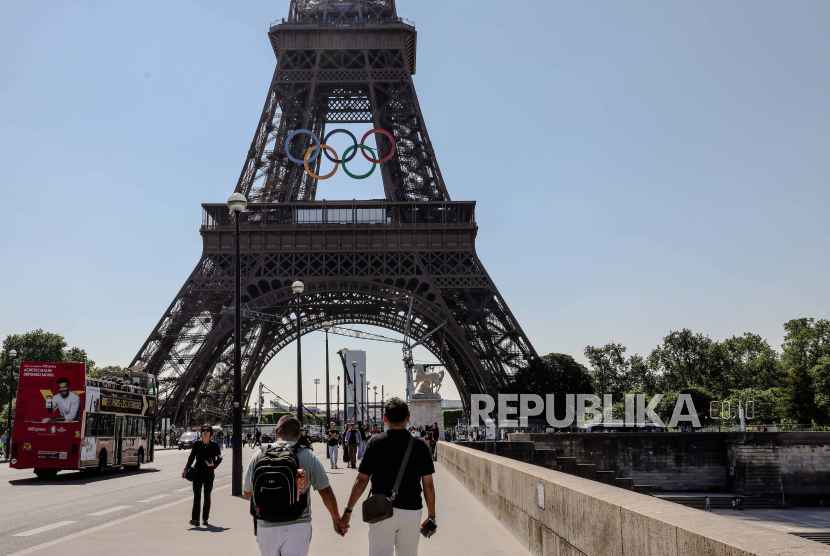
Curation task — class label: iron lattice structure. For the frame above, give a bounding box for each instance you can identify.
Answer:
[130,0,537,424]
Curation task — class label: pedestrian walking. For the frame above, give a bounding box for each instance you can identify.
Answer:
[1,430,9,460]
[339,397,437,555]
[357,421,367,459]
[428,422,440,461]
[297,428,312,449]
[182,423,223,527]
[243,415,345,555]
[254,428,262,447]
[705,496,712,511]
[327,423,340,469]
[345,423,359,469]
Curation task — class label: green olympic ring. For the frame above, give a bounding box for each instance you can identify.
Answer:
[341,144,377,180]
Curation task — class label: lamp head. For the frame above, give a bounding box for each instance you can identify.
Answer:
[359,371,364,377]
[351,361,357,368]
[322,321,332,332]
[342,348,349,355]
[227,192,248,213]
[9,349,17,358]
[291,281,305,294]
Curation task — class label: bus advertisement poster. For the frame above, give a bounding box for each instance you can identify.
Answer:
[11,362,86,470]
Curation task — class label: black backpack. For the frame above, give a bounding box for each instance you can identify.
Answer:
[250,444,308,525]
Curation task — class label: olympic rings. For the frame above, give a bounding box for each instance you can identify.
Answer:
[286,128,396,178]
[285,129,321,164]
[323,128,358,163]
[304,145,339,180]
[360,128,396,164]
[341,144,377,180]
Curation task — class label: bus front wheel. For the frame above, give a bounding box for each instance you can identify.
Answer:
[34,468,58,479]
[132,449,144,471]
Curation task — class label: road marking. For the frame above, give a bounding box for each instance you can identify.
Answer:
[13,521,77,537]
[138,494,170,503]
[8,485,230,556]
[174,486,192,493]
[88,506,130,516]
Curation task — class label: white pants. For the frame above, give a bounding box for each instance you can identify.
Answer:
[329,445,339,466]
[257,522,312,556]
[368,508,422,556]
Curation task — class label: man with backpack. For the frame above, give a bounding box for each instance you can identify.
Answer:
[339,398,437,555]
[244,415,344,556]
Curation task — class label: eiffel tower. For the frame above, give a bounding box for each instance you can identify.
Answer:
[130,0,537,424]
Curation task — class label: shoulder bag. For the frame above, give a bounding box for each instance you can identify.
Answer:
[362,434,415,524]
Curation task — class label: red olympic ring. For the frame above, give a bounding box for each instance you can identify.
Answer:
[360,128,396,164]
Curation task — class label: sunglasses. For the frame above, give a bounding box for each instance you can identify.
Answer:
[201,429,211,433]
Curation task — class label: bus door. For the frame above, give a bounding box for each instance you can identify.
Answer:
[114,417,124,465]
[147,419,155,462]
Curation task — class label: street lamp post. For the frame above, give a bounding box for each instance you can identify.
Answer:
[373,385,377,424]
[340,348,349,422]
[336,376,341,427]
[227,192,247,497]
[359,371,365,423]
[292,281,305,424]
[352,362,358,423]
[7,349,18,442]
[322,321,332,427]
[314,378,320,421]
[363,380,369,421]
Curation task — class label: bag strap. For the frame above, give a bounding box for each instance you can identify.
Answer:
[390,435,415,501]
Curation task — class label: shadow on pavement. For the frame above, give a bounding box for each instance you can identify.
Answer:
[9,467,161,486]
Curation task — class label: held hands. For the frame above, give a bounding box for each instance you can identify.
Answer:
[338,512,352,536]
[332,514,346,537]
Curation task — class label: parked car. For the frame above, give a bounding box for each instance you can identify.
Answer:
[178,431,199,450]
[309,433,323,443]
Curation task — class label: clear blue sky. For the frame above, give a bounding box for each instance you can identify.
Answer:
[1,1,829,407]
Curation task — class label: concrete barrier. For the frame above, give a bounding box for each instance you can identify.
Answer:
[438,441,830,556]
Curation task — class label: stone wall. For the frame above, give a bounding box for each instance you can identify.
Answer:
[438,441,830,556]
[506,432,830,498]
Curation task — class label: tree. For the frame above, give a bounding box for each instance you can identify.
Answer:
[91,365,122,379]
[722,388,781,425]
[627,354,660,394]
[648,329,713,392]
[508,353,594,422]
[442,409,464,429]
[781,318,830,370]
[584,342,629,394]
[64,347,96,370]
[707,333,783,396]
[777,366,821,424]
[808,357,830,422]
[655,386,714,429]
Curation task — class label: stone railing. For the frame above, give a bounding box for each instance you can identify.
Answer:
[437,442,830,556]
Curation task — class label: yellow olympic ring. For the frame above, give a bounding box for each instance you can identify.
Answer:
[303,145,339,180]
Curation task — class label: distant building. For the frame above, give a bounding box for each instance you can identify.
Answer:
[442,400,463,409]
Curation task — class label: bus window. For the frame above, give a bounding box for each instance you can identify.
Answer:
[98,414,114,437]
[85,414,96,437]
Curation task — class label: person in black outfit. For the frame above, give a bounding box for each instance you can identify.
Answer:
[254,427,262,447]
[297,427,312,448]
[340,398,436,553]
[182,423,222,527]
[345,423,359,468]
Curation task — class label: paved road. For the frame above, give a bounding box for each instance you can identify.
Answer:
[0,447,239,555]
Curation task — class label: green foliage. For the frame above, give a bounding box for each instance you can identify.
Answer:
[778,366,822,424]
[655,387,714,429]
[63,346,96,369]
[721,387,781,425]
[442,408,464,429]
[584,342,628,394]
[91,365,123,379]
[647,329,714,392]
[810,357,830,420]
[782,318,830,370]
[261,412,294,425]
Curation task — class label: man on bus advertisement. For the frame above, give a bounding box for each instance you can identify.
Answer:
[11,362,86,470]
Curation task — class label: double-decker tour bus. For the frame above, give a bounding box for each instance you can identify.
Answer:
[10,361,157,478]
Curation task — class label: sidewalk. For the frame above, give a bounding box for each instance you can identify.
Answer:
[10,442,530,556]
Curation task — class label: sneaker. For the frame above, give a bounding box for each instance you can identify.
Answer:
[189,520,199,527]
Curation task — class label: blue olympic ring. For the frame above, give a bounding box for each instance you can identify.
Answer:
[285,129,321,164]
